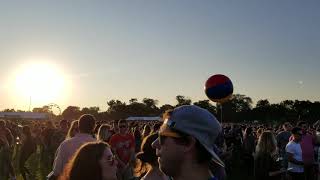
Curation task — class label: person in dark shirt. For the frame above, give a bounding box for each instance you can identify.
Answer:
[276,122,292,168]
[19,125,37,180]
[243,127,256,176]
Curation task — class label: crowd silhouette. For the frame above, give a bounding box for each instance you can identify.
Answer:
[0,105,319,180]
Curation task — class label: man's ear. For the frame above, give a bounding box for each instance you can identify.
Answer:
[183,136,196,153]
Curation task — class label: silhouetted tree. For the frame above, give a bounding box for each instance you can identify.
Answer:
[176,95,192,107]
[193,100,217,114]
[62,106,82,120]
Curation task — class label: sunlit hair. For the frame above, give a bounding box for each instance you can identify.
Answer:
[142,124,151,138]
[256,131,277,155]
[134,133,158,177]
[244,127,253,139]
[256,128,264,138]
[59,141,110,180]
[97,124,111,142]
[66,120,79,140]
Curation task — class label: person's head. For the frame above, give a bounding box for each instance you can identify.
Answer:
[244,127,253,138]
[117,120,127,134]
[59,141,117,180]
[111,120,116,129]
[152,105,224,178]
[135,133,159,177]
[46,121,55,129]
[97,124,112,142]
[152,123,161,133]
[142,124,151,138]
[78,114,96,134]
[66,120,79,139]
[0,120,6,130]
[256,131,277,155]
[133,127,141,139]
[292,127,303,142]
[137,133,158,165]
[60,119,69,132]
[297,121,308,133]
[256,128,263,138]
[283,122,292,131]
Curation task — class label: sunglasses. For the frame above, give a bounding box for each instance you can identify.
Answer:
[158,131,182,145]
[119,125,127,128]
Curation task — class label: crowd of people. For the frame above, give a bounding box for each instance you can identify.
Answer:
[0,105,320,180]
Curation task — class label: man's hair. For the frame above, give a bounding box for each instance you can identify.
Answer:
[78,114,96,134]
[118,119,126,126]
[291,127,302,135]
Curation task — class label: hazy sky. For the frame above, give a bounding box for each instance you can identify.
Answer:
[0,1,319,111]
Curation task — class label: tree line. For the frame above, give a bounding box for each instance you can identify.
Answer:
[2,94,320,125]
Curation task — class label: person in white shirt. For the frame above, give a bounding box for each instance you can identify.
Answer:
[48,114,97,179]
[286,127,304,180]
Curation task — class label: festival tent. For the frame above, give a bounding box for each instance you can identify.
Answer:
[0,112,49,120]
[126,116,161,121]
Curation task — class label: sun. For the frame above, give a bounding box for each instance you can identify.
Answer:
[13,62,67,106]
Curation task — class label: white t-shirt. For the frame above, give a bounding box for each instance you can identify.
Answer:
[286,141,304,173]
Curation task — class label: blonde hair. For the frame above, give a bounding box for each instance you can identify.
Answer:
[97,124,111,142]
[66,120,79,140]
[256,131,277,155]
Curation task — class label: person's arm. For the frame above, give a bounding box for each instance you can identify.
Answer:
[52,144,65,176]
[268,168,286,176]
[287,152,304,165]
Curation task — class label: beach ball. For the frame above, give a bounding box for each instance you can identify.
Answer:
[204,74,233,103]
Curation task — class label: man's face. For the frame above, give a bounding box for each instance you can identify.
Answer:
[151,125,184,177]
[293,130,303,141]
[118,123,127,134]
[301,123,308,132]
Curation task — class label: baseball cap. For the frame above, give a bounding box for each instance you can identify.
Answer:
[163,105,224,167]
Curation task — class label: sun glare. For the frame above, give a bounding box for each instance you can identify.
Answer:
[13,62,67,106]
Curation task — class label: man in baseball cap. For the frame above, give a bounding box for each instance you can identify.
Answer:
[152,105,224,180]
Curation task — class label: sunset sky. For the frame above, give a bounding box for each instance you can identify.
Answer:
[0,1,319,111]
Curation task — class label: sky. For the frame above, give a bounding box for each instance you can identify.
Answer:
[0,1,319,112]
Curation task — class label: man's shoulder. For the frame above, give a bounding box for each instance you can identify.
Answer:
[286,141,299,149]
[277,131,290,137]
[58,137,73,148]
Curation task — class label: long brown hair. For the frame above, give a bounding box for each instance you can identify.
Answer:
[59,141,109,180]
[255,131,277,156]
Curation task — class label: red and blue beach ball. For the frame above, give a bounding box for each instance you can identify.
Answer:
[204,74,233,103]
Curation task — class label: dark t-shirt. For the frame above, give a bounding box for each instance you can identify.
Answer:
[276,131,291,154]
[254,152,281,180]
[20,136,36,163]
